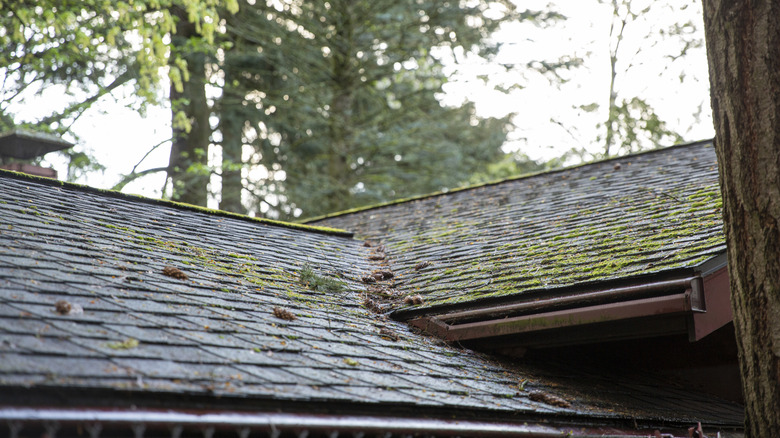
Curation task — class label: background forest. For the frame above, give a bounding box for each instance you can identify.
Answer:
[0,0,707,219]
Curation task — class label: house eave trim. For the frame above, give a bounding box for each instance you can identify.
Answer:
[0,407,682,438]
[434,277,698,324]
[408,277,703,343]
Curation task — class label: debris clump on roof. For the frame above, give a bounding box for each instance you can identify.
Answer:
[403,295,424,305]
[378,327,400,342]
[413,261,432,271]
[366,243,387,262]
[367,285,397,298]
[54,300,83,315]
[363,298,383,314]
[371,270,394,281]
[361,269,395,284]
[273,307,297,321]
[162,266,188,280]
[529,391,572,408]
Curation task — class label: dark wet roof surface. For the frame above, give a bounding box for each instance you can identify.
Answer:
[0,151,742,428]
[312,141,726,312]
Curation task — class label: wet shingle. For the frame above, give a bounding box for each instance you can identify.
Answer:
[0,160,743,428]
[312,141,726,311]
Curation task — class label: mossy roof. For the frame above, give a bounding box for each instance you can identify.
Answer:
[311,140,726,312]
[0,159,743,428]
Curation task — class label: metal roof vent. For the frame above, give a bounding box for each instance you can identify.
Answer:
[0,128,73,179]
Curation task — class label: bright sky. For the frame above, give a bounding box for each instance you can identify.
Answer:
[32,0,712,202]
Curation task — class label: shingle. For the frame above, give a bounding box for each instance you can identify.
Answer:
[103,324,198,345]
[0,156,744,427]
[0,333,99,357]
[330,385,423,403]
[284,366,355,387]
[0,353,134,378]
[233,364,319,386]
[0,314,58,334]
[312,142,726,310]
[199,345,304,366]
[342,369,416,389]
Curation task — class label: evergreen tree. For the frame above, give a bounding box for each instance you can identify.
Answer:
[0,0,231,181]
[218,0,546,218]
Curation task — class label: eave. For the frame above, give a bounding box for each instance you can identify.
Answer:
[0,407,736,438]
[402,253,732,349]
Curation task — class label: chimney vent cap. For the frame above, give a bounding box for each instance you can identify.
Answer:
[0,128,74,160]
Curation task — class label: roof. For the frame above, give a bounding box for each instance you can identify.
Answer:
[308,141,726,316]
[0,165,743,435]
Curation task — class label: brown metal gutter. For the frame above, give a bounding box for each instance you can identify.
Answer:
[409,277,704,343]
[0,407,691,437]
[435,277,700,324]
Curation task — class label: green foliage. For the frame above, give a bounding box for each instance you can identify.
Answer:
[601,0,699,156]
[1,0,554,214]
[65,150,106,182]
[468,152,546,185]
[217,0,548,218]
[598,97,684,156]
[0,0,234,183]
[0,0,229,125]
[298,264,345,294]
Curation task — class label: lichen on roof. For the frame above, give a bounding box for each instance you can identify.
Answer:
[0,141,745,427]
[301,140,714,224]
[312,141,726,310]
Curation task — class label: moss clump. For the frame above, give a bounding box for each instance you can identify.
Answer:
[298,264,345,294]
[105,338,139,350]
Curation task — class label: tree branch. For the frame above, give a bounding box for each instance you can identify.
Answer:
[38,68,136,127]
[112,166,169,192]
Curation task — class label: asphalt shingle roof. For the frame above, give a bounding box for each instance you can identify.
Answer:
[0,149,742,431]
[310,141,726,313]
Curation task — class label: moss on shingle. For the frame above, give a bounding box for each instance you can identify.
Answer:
[313,141,726,311]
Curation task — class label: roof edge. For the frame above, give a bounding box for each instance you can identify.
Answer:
[391,266,701,321]
[301,139,714,223]
[0,402,742,435]
[0,168,353,238]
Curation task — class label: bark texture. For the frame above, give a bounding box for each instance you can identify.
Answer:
[219,66,244,214]
[324,2,355,214]
[701,0,780,435]
[168,8,210,207]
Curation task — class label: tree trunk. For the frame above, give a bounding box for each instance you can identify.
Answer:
[701,0,780,435]
[219,66,244,214]
[168,9,210,206]
[604,0,624,158]
[324,1,354,214]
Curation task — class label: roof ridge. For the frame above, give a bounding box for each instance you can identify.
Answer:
[0,168,353,238]
[301,139,714,223]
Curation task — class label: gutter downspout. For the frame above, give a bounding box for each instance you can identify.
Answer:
[0,408,708,438]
